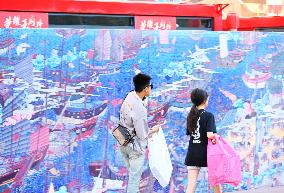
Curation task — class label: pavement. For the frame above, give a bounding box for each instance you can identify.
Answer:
[230,186,283,193]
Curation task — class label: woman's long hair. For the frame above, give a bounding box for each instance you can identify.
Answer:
[187,88,208,134]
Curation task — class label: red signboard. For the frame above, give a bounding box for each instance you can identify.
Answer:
[0,11,48,28]
[135,16,176,30]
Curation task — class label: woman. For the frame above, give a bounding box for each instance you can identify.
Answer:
[184,88,222,193]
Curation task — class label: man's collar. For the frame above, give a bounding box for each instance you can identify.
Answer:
[132,91,143,102]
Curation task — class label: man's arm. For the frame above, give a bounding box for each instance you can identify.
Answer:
[132,108,149,140]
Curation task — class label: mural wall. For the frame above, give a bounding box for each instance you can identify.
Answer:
[0,29,283,193]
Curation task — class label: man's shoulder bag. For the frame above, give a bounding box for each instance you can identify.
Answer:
[112,124,135,146]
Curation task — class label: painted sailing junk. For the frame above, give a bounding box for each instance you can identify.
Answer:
[0,29,283,192]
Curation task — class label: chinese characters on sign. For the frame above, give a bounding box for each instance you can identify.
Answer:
[135,16,176,30]
[0,11,48,28]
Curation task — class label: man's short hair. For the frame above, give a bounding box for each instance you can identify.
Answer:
[133,73,151,92]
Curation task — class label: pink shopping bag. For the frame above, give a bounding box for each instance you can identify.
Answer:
[207,135,242,186]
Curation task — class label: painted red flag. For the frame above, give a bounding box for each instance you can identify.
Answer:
[12,133,20,141]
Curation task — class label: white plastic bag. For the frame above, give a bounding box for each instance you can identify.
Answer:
[148,128,173,187]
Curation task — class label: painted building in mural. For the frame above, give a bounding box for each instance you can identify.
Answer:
[0,29,283,193]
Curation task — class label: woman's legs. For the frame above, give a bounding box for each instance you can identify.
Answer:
[213,185,222,193]
[186,168,200,193]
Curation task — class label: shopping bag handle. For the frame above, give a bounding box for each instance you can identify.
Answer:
[208,134,219,145]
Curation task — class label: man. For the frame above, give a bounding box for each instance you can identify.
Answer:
[119,73,160,193]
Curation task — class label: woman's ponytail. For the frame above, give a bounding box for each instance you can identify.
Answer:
[186,88,208,135]
[187,105,200,134]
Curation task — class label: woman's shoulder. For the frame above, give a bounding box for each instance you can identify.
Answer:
[203,110,215,118]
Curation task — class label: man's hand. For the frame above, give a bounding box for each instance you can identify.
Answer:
[148,124,161,136]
